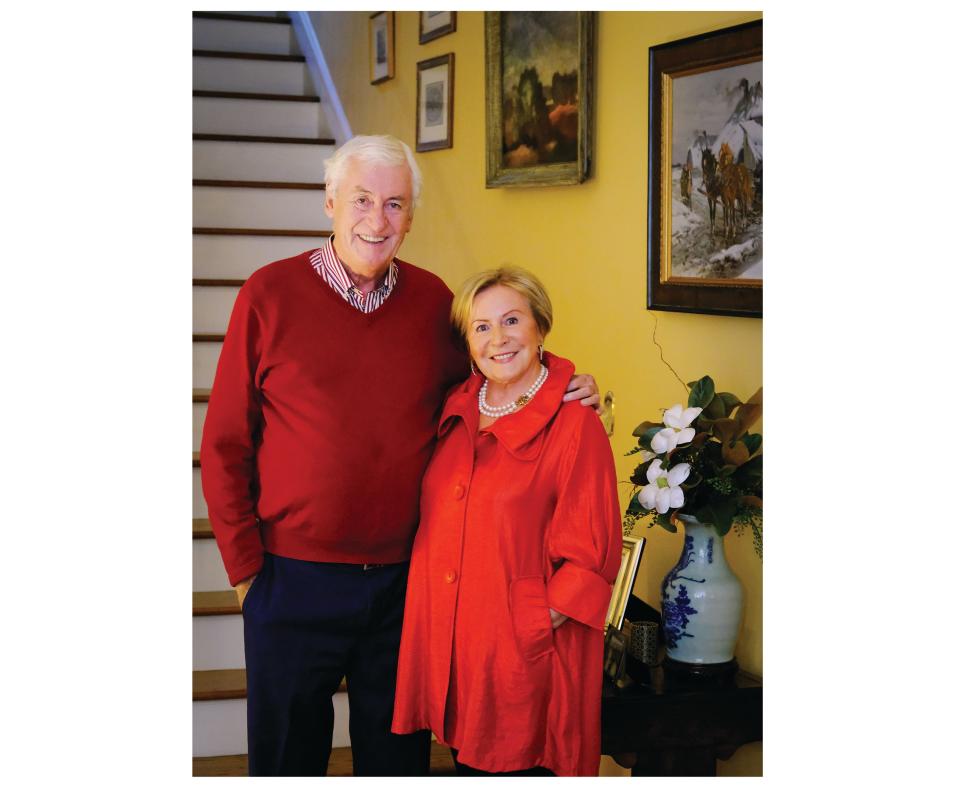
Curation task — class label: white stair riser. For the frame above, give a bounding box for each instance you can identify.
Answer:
[193,692,350,757]
[194,286,241,335]
[193,402,207,451]
[194,140,334,181]
[193,97,328,139]
[194,342,222,390]
[193,56,309,94]
[194,538,231,591]
[193,186,331,231]
[194,615,244,670]
[193,17,296,55]
[194,235,318,278]
[194,467,207,517]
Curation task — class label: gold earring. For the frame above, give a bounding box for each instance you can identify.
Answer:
[538,345,544,362]
[470,360,477,376]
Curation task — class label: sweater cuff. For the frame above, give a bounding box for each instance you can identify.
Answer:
[546,562,614,631]
[226,553,264,588]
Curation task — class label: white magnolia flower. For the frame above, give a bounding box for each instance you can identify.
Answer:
[638,459,691,514]
[651,404,703,454]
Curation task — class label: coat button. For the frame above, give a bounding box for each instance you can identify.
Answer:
[444,570,457,584]
[454,484,465,499]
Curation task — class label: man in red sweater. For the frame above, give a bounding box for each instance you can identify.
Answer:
[200,135,598,776]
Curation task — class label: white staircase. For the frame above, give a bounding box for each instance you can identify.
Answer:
[191,10,346,772]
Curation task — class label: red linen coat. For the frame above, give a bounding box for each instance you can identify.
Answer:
[391,353,622,776]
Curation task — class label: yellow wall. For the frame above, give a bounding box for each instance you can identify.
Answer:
[312,10,762,776]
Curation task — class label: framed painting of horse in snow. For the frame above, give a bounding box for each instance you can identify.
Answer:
[647,20,762,317]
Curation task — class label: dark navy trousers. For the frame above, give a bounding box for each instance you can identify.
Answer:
[242,553,431,776]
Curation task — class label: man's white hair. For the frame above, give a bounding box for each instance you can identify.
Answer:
[323,134,423,208]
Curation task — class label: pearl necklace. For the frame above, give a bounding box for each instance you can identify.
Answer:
[478,363,549,418]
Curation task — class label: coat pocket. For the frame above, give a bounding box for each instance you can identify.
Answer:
[508,575,556,662]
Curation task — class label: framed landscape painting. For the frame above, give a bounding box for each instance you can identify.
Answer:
[647,20,762,317]
[484,11,595,187]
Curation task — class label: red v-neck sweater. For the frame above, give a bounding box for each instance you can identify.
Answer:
[200,250,468,585]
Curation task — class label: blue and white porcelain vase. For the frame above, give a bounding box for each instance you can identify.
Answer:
[661,514,744,664]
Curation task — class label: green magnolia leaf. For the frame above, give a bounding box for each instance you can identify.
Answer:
[712,418,739,444]
[688,376,716,409]
[737,454,763,478]
[718,464,738,477]
[739,495,763,509]
[704,392,727,419]
[639,426,663,451]
[655,512,677,533]
[722,441,751,466]
[741,433,762,456]
[712,500,737,536]
[631,420,661,438]
[629,459,653,486]
[690,431,711,449]
[682,469,703,489]
[626,492,643,516]
[719,392,742,410]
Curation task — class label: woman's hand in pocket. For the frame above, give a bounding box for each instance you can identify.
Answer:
[549,608,569,629]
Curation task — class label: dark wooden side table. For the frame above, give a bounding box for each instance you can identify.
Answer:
[601,659,762,776]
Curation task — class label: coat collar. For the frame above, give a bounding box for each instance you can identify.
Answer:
[438,352,576,456]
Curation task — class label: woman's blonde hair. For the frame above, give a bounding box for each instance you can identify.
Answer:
[450,266,553,350]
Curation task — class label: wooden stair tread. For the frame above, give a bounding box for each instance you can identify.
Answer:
[193,133,335,145]
[193,518,214,539]
[194,278,246,287]
[193,742,456,776]
[194,389,211,403]
[194,669,347,701]
[193,11,290,25]
[194,590,239,616]
[194,179,325,190]
[193,333,224,343]
[193,227,332,237]
[193,89,319,103]
[193,49,304,63]
[194,668,246,700]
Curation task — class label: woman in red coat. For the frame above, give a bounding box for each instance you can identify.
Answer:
[392,267,622,776]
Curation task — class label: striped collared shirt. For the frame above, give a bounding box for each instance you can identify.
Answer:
[309,236,399,313]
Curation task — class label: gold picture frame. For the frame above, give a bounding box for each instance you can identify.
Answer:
[369,11,395,85]
[484,11,595,187]
[605,535,645,631]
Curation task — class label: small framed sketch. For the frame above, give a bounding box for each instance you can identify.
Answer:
[605,535,646,631]
[369,11,395,85]
[416,53,454,152]
[420,11,456,44]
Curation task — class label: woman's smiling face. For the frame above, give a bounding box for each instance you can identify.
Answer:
[468,285,543,390]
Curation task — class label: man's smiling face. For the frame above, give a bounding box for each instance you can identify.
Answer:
[325,157,414,283]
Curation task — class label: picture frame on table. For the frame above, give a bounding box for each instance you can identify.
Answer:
[647,19,762,317]
[416,53,454,152]
[419,11,456,44]
[605,535,646,631]
[484,11,595,187]
[369,11,395,85]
